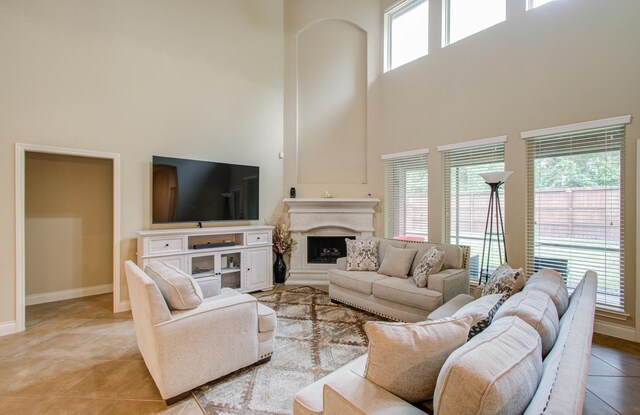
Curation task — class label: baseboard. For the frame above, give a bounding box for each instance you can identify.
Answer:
[26,284,113,306]
[116,300,131,313]
[0,320,18,337]
[594,320,637,342]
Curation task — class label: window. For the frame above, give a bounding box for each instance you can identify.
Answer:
[524,117,629,311]
[444,0,506,45]
[383,150,429,240]
[385,0,429,71]
[441,139,505,282]
[528,0,556,10]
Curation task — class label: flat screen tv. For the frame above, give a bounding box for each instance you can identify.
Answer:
[152,156,259,224]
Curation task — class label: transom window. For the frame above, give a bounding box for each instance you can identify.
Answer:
[383,150,429,241]
[385,0,429,71]
[528,0,556,10]
[524,119,628,311]
[444,0,506,46]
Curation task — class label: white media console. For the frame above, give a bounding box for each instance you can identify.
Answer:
[136,225,274,297]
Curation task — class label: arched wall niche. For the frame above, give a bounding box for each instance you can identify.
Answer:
[296,19,368,185]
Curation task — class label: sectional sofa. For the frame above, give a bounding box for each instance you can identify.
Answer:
[328,238,470,322]
[295,269,597,415]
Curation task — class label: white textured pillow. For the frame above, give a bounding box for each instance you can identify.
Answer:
[345,239,380,271]
[413,247,445,288]
[144,261,203,310]
[434,316,543,415]
[452,293,504,339]
[493,289,559,357]
[482,263,525,299]
[377,245,418,278]
[524,268,569,317]
[364,315,472,403]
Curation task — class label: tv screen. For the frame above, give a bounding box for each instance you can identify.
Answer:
[152,156,259,223]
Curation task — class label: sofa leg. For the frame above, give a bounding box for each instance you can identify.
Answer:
[165,391,192,406]
[256,355,272,365]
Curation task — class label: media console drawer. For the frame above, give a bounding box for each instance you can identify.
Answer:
[246,232,269,245]
[149,237,185,254]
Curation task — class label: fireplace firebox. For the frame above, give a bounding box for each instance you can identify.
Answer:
[307,236,356,264]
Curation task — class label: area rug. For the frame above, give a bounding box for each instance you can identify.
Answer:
[192,286,386,415]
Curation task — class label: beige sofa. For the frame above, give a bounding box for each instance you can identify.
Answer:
[124,261,276,402]
[295,270,597,415]
[328,238,470,322]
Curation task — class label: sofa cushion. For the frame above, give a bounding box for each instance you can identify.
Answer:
[372,277,443,311]
[407,242,464,271]
[427,294,475,321]
[257,302,277,333]
[346,239,380,271]
[377,245,418,278]
[482,262,525,299]
[452,293,504,339]
[413,247,445,288]
[524,268,569,317]
[494,289,559,357]
[364,316,472,403]
[144,261,203,310]
[434,316,543,415]
[329,269,386,295]
[376,238,407,263]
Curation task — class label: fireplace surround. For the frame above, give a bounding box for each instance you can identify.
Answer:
[283,198,379,285]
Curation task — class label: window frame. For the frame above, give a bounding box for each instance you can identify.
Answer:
[384,0,429,72]
[382,149,429,240]
[523,116,630,314]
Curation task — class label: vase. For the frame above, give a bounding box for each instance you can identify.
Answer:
[273,253,287,284]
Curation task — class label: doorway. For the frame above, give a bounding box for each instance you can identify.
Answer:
[15,144,121,333]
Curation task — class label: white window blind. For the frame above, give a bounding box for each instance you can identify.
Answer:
[442,142,505,281]
[526,125,625,311]
[383,151,428,240]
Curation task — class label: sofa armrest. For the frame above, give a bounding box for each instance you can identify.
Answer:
[427,269,469,303]
[336,257,347,271]
[323,370,427,415]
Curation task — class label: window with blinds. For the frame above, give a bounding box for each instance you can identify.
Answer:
[525,123,626,311]
[383,151,428,240]
[442,142,505,281]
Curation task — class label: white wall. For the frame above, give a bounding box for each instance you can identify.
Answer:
[0,0,284,325]
[375,0,640,328]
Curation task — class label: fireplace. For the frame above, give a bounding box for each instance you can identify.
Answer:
[284,198,379,285]
[307,236,355,264]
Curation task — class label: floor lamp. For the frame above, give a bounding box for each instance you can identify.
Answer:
[478,171,512,285]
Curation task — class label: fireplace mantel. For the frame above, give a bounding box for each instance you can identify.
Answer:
[284,197,379,285]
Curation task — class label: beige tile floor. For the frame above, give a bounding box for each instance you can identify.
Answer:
[0,290,637,414]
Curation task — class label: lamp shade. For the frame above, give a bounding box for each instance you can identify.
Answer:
[479,171,512,184]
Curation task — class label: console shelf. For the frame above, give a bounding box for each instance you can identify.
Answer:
[136,225,274,296]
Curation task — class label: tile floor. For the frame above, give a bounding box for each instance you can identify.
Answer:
[0,291,638,414]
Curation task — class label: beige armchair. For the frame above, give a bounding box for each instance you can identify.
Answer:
[124,260,276,403]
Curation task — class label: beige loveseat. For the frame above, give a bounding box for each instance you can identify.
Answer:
[329,238,470,322]
[295,270,597,415]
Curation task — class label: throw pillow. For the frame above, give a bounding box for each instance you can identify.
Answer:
[144,261,204,310]
[452,293,504,339]
[345,239,380,271]
[482,262,525,299]
[433,316,543,415]
[493,289,559,357]
[377,245,418,278]
[413,247,445,288]
[364,315,472,403]
[523,268,569,317]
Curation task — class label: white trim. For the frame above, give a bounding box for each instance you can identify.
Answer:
[636,142,640,341]
[15,143,122,334]
[381,148,429,160]
[437,135,507,152]
[520,115,632,139]
[0,321,17,337]
[594,320,636,342]
[26,284,113,306]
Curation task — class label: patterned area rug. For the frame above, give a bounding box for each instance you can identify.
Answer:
[192,286,385,415]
